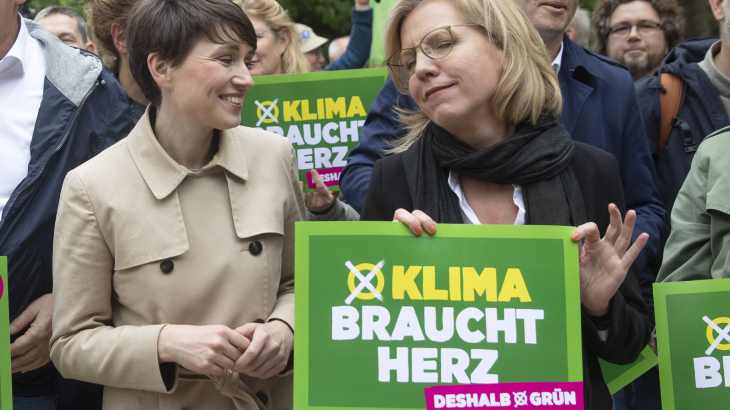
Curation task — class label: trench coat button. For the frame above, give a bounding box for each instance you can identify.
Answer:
[249,241,263,255]
[160,259,174,274]
[253,318,265,324]
[256,391,269,405]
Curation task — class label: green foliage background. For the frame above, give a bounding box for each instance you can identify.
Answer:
[24,0,716,45]
[26,0,86,18]
[24,0,603,42]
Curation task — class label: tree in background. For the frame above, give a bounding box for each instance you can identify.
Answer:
[26,0,86,18]
[677,0,718,38]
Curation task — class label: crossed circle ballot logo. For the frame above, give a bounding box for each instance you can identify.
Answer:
[345,260,385,305]
[255,99,279,127]
[703,316,730,355]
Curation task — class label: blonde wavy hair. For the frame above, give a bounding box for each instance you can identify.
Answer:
[384,0,562,153]
[235,0,309,74]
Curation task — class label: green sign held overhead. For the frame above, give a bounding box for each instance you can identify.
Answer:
[294,222,584,410]
[241,69,388,192]
[0,258,12,409]
[654,279,730,410]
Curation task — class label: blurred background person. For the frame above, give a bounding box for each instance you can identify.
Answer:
[566,7,590,48]
[296,0,372,72]
[297,23,327,72]
[88,0,148,123]
[34,6,95,53]
[593,0,685,81]
[235,0,308,75]
[328,36,349,63]
[636,0,727,222]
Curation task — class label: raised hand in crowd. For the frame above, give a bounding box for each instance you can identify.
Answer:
[300,169,339,214]
[572,204,648,316]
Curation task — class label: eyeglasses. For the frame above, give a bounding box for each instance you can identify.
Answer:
[608,21,663,38]
[386,24,478,79]
[306,47,322,57]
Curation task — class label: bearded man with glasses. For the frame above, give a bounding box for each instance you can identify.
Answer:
[593,0,685,81]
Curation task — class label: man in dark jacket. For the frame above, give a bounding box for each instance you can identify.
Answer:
[0,6,134,408]
[636,35,729,216]
[341,0,667,284]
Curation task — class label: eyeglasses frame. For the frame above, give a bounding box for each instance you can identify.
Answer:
[608,20,663,38]
[385,24,479,79]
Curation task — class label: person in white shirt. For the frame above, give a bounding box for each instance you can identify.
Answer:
[0,2,136,408]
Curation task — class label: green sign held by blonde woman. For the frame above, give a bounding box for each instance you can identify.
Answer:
[294,222,585,410]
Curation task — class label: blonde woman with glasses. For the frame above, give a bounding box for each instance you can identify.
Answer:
[360,0,652,408]
[235,0,309,76]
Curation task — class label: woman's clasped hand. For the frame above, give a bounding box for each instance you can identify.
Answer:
[157,321,293,378]
[392,204,649,317]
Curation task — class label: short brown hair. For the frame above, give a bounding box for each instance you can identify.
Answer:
[127,0,257,107]
[592,0,685,56]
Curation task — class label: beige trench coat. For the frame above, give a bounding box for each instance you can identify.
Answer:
[50,109,305,410]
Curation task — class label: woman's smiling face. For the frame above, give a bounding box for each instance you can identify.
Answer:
[400,0,504,139]
[164,39,255,130]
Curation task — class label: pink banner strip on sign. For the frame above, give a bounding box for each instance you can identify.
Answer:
[424,382,584,409]
[306,167,344,189]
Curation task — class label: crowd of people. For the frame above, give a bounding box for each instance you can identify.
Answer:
[1,0,729,409]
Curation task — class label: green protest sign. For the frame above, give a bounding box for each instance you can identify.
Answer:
[599,345,658,394]
[654,279,730,409]
[0,258,11,409]
[294,222,584,410]
[240,69,388,192]
[368,0,397,66]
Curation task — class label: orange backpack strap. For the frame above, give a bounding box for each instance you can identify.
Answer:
[658,73,684,156]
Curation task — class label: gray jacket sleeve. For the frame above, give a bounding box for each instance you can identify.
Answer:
[307,197,360,221]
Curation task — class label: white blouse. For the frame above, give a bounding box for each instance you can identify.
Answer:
[448,171,525,225]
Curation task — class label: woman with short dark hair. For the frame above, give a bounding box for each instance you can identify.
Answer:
[49,0,303,408]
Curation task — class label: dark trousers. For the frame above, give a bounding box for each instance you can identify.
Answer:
[57,379,103,410]
[612,367,662,410]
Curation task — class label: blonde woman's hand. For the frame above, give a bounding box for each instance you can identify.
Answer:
[157,325,250,375]
[572,204,649,317]
[393,208,437,236]
[234,320,293,379]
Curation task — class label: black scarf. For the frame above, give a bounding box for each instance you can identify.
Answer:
[402,114,586,226]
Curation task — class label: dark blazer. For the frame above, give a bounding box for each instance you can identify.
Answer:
[361,142,651,410]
